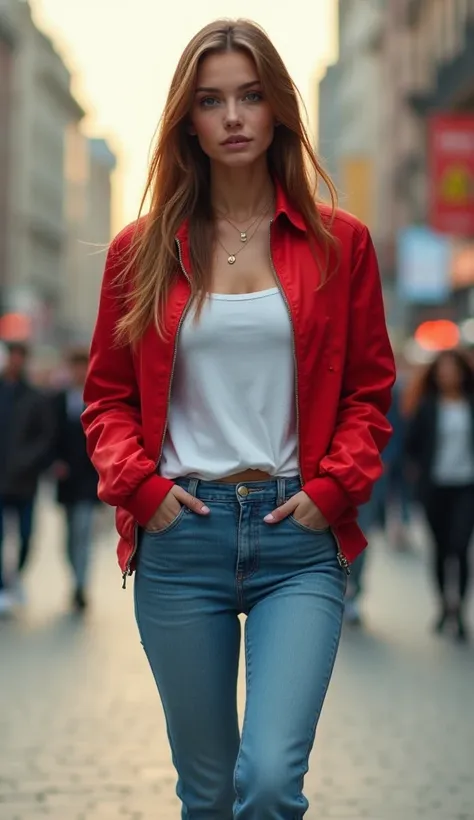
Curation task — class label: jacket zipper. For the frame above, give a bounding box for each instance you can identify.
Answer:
[268,220,303,486]
[268,220,350,577]
[122,239,192,589]
[333,529,351,576]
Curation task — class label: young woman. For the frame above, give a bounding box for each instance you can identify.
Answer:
[407,349,474,643]
[83,19,394,819]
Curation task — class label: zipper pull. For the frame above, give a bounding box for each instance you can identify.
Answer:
[122,570,128,590]
[337,552,351,576]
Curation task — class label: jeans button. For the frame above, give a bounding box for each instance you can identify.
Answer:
[237,485,249,497]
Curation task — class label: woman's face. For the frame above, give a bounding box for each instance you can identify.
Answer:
[435,354,464,393]
[189,50,275,169]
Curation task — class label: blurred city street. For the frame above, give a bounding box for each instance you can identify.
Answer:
[1,2,474,819]
[1,490,474,820]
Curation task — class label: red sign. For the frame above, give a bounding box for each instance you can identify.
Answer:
[414,320,460,352]
[428,115,474,236]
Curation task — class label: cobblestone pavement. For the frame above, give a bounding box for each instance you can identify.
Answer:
[1,495,474,820]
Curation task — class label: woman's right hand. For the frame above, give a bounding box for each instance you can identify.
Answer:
[145,485,210,532]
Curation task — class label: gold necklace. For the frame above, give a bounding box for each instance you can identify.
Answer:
[216,198,273,245]
[217,211,269,265]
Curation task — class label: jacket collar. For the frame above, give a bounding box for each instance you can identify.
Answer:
[176,178,306,242]
[273,179,306,232]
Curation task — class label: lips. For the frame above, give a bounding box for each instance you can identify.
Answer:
[222,135,251,145]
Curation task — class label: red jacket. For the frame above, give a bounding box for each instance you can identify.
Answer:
[83,185,395,586]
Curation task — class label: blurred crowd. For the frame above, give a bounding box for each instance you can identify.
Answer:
[0,342,100,616]
[0,340,473,644]
[346,346,474,644]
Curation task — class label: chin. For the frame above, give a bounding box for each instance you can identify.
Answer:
[214,149,267,169]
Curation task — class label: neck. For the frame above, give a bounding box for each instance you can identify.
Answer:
[3,370,21,384]
[210,160,274,221]
[442,389,463,400]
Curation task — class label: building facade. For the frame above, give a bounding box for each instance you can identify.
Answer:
[2,0,85,345]
[62,136,117,342]
[318,0,474,336]
[0,8,15,314]
[0,0,117,354]
[375,0,474,331]
[317,0,385,232]
[82,138,116,336]
[377,0,474,237]
[317,62,343,190]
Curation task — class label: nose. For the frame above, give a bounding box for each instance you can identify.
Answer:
[224,99,242,129]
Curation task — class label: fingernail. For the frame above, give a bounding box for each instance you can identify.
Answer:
[264,514,275,523]
[201,505,210,514]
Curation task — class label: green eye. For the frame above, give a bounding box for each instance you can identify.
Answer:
[200,97,220,108]
[245,91,263,102]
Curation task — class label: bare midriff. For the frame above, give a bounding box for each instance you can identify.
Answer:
[216,469,273,484]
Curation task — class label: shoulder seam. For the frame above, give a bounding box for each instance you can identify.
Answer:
[319,205,368,237]
[333,213,367,237]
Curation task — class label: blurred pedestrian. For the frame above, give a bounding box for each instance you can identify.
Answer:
[406,349,474,642]
[51,348,99,612]
[384,377,413,550]
[82,19,395,818]
[0,342,54,614]
[346,376,412,626]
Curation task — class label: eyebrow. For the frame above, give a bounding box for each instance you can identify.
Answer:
[195,80,261,94]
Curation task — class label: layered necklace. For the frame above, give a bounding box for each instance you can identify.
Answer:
[215,198,273,265]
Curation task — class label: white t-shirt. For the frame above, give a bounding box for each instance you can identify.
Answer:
[432,399,474,485]
[160,287,299,481]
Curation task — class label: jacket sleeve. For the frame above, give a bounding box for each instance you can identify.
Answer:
[81,236,174,527]
[302,226,395,523]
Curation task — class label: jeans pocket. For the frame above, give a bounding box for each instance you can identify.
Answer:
[143,505,188,537]
[286,514,330,535]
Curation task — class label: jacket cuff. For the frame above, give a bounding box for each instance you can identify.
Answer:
[302,476,350,524]
[122,474,175,527]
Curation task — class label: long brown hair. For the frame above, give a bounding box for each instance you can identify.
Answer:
[421,350,474,399]
[116,18,337,345]
[402,350,474,417]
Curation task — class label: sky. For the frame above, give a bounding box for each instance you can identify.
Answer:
[31,0,337,227]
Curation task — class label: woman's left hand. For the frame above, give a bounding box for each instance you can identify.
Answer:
[264,491,329,530]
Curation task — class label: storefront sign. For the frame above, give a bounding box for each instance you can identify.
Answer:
[428,115,474,236]
[397,226,451,304]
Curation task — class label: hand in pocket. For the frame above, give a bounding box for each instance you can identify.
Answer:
[145,485,210,532]
[263,491,329,530]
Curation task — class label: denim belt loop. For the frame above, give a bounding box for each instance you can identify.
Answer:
[277,477,286,507]
[188,477,199,497]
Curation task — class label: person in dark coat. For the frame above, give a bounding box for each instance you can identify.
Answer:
[0,342,55,614]
[406,349,474,642]
[346,377,411,626]
[51,348,100,611]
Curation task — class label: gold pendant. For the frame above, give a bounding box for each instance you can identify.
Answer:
[228,255,236,265]
[240,232,247,243]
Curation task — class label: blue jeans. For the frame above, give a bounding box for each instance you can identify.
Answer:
[0,494,35,590]
[65,501,95,590]
[134,476,347,820]
[387,461,412,526]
